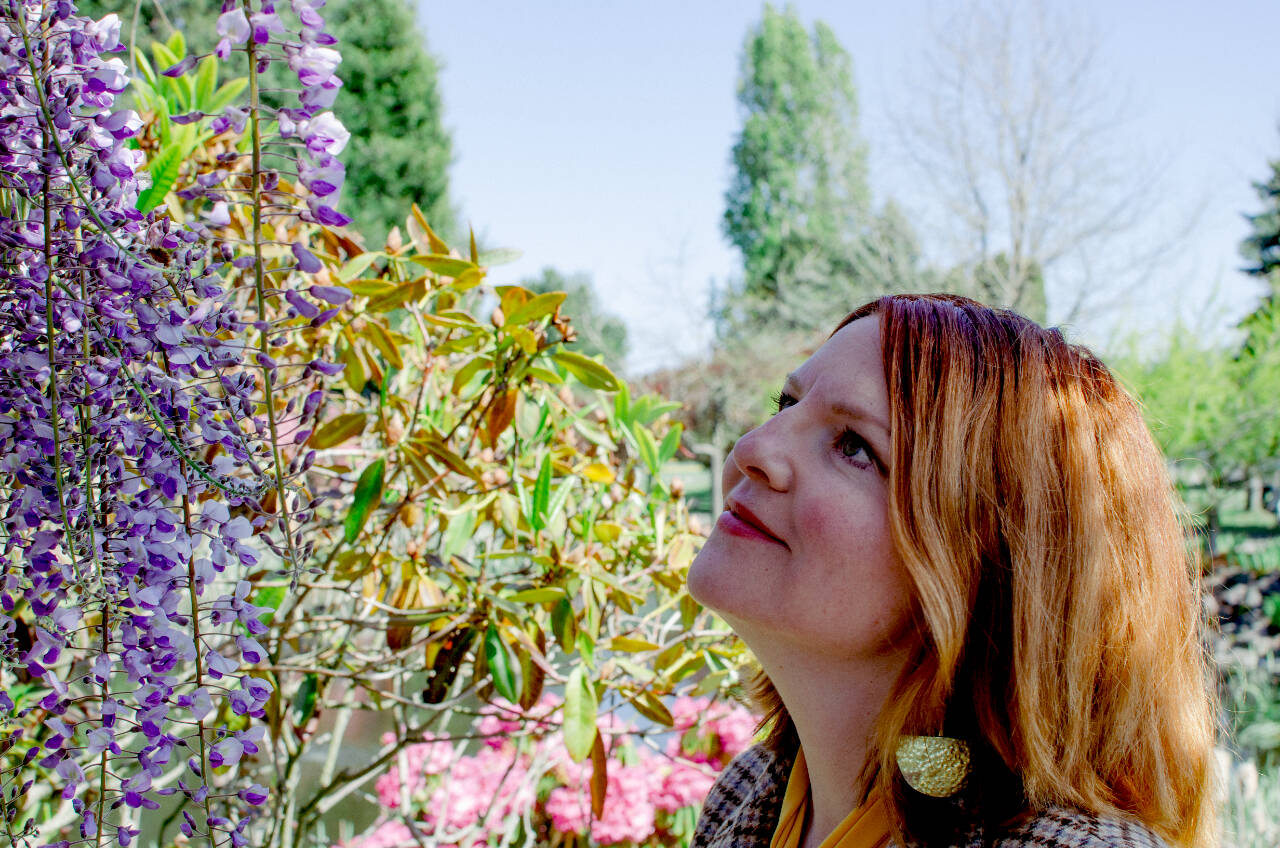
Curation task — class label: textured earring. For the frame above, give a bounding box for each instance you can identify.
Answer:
[895,735,971,797]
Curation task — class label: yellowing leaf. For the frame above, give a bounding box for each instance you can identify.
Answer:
[592,522,623,544]
[506,587,567,604]
[609,637,660,653]
[667,533,696,570]
[346,279,397,298]
[452,267,486,291]
[508,326,538,355]
[505,291,566,327]
[411,253,476,278]
[363,320,404,369]
[581,463,615,484]
[411,203,450,254]
[308,412,366,449]
[367,278,426,312]
[632,691,674,727]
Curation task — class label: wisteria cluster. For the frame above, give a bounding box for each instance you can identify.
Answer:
[344,696,757,848]
[0,0,346,845]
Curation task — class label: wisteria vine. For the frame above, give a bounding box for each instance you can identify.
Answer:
[0,1,348,846]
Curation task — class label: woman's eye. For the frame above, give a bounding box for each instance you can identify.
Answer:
[773,391,797,413]
[835,429,875,468]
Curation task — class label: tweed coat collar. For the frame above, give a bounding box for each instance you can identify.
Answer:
[691,744,1173,848]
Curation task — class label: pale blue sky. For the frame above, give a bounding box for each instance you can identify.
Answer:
[420,1,1280,371]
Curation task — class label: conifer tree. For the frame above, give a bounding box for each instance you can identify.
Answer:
[721,4,918,337]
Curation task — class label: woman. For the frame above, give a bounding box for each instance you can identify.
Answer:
[687,295,1218,848]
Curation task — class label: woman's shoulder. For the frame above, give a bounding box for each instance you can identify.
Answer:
[984,806,1174,848]
[690,746,1175,848]
[691,743,792,848]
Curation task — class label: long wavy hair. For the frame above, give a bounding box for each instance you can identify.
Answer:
[748,294,1218,848]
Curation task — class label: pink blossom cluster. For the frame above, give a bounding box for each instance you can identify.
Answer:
[340,695,758,848]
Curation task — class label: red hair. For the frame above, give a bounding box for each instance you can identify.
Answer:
[749,294,1217,847]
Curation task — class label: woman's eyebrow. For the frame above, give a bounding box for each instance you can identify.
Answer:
[784,374,890,440]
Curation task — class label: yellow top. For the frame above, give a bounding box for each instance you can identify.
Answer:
[769,748,893,848]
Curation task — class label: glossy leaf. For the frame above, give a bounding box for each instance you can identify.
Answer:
[410,254,476,278]
[344,459,386,543]
[555,349,620,391]
[291,674,319,725]
[483,625,519,703]
[308,412,366,449]
[563,666,598,763]
[505,291,566,327]
[136,142,184,213]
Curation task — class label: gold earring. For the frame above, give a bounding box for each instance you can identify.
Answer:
[895,735,971,797]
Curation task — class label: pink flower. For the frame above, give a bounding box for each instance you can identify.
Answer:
[545,757,659,844]
[652,757,716,813]
[334,819,412,848]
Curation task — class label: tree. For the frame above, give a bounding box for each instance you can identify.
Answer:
[1241,147,1280,287]
[895,0,1157,322]
[324,0,455,241]
[720,5,922,338]
[522,267,629,372]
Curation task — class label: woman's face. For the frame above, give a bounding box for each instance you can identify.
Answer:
[687,317,915,661]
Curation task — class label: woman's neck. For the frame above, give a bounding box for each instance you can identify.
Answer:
[748,640,911,847]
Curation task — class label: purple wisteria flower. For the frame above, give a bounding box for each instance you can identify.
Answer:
[0,0,345,844]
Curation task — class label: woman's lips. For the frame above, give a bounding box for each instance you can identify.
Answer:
[718,505,788,548]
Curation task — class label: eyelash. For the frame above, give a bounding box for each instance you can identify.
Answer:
[772,391,878,471]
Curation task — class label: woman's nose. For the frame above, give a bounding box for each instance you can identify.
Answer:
[728,416,793,492]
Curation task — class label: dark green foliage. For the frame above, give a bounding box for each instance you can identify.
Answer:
[76,0,215,53]
[720,4,923,338]
[79,0,456,244]
[325,0,455,242]
[1242,153,1280,286]
[1240,141,1280,358]
[523,268,629,373]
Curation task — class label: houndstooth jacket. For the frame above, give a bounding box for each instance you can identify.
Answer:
[691,745,1173,848]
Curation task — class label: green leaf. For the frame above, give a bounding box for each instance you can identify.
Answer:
[613,383,631,426]
[555,350,619,392]
[250,584,288,625]
[337,251,382,282]
[134,48,158,89]
[484,625,519,703]
[563,666,598,762]
[207,78,249,114]
[410,253,476,277]
[505,291,566,327]
[632,425,661,475]
[546,476,575,525]
[136,142,184,213]
[344,459,386,543]
[194,55,218,111]
[441,510,477,560]
[165,30,186,60]
[530,455,553,531]
[291,673,319,725]
[658,422,683,464]
[551,598,576,651]
[151,41,181,74]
